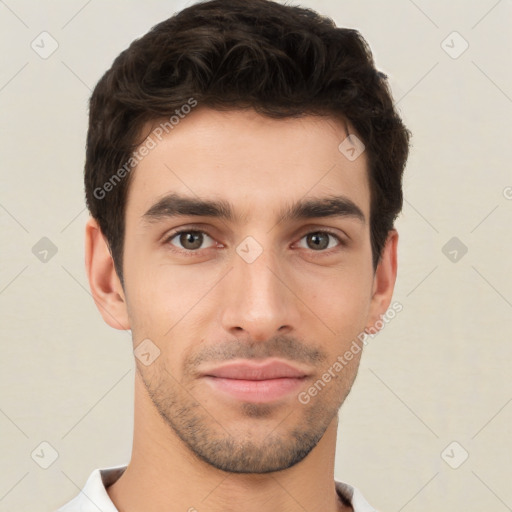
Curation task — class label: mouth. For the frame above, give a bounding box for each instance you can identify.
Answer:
[200,359,311,403]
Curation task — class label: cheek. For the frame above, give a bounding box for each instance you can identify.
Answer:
[124,261,211,350]
[123,258,171,340]
[301,266,371,327]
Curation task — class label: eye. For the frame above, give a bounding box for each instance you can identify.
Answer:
[296,231,344,252]
[165,230,216,252]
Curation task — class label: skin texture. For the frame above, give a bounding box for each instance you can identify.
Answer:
[85,107,398,512]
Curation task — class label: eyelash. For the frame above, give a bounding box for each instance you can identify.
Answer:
[163,228,346,256]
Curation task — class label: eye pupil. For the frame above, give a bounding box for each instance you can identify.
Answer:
[181,231,202,250]
[171,230,338,254]
[308,232,329,250]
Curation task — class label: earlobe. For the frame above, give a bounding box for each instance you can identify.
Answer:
[365,229,398,334]
[84,216,130,331]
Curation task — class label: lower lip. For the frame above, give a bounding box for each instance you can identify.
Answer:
[203,376,307,403]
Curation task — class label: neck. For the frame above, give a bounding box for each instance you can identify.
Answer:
[107,375,352,512]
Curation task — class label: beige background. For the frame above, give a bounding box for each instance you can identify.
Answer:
[1,1,511,511]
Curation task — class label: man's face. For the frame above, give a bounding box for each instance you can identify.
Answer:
[120,107,381,473]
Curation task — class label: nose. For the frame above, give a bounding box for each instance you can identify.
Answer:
[220,238,301,342]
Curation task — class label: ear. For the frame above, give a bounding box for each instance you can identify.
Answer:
[84,216,130,330]
[365,229,398,334]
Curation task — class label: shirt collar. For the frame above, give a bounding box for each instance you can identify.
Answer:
[58,465,377,512]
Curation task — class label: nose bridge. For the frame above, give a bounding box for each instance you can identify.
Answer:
[220,233,298,340]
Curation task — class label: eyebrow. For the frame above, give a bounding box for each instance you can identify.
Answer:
[141,192,366,226]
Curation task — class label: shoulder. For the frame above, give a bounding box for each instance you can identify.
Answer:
[334,479,380,512]
[56,465,127,512]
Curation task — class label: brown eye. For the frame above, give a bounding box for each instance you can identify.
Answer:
[167,230,215,251]
[297,231,343,251]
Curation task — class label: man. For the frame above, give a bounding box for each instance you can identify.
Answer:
[58,0,410,510]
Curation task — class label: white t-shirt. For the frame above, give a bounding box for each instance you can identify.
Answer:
[57,465,378,512]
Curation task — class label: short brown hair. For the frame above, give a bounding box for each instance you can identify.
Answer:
[84,0,411,288]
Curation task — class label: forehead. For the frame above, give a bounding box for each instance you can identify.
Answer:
[125,107,370,226]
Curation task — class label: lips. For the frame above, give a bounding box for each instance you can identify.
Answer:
[200,359,311,403]
[201,359,310,380]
